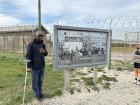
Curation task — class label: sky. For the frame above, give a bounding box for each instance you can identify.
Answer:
[0,0,140,24]
[0,0,140,38]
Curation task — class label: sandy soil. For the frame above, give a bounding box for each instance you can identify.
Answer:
[111,52,133,61]
[27,67,140,105]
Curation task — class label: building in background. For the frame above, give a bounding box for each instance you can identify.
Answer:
[0,24,52,55]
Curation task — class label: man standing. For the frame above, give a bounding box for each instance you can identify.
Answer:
[26,31,48,100]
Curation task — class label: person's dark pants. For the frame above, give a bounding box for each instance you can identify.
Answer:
[32,68,44,96]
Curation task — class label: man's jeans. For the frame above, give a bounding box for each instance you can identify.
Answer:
[32,68,44,96]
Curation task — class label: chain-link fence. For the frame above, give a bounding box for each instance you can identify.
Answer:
[111,32,140,61]
[48,15,140,61]
[1,16,140,104]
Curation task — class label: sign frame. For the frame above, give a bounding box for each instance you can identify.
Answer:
[53,25,111,69]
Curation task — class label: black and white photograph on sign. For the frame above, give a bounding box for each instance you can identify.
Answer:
[57,29,108,66]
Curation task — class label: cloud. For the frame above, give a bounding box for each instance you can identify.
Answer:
[0,0,140,24]
[66,0,140,17]
[0,0,140,40]
[42,0,66,16]
[0,0,38,18]
[0,14,22,25]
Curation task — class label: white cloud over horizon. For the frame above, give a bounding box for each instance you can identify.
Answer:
[0,0,140,25]
[0,14,22,25]
[0,0,140,40]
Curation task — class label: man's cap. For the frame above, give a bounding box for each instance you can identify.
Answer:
[35,31,45,36]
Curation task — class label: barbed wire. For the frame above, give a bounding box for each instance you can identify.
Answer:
[51,15,140,33]
[0,15,140,42]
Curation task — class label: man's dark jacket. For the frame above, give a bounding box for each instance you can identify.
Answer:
[26,38,48,70]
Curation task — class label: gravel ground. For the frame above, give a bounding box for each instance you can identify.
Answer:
[27,69,140,105]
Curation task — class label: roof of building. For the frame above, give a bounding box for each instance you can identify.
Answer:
[0,24,49,33]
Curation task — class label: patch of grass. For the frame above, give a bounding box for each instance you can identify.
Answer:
[70,70,87,78]
[97,66,105,72]
[87,88,90,92]
[45,89,63,98]
[91,68,94,71]
[133,100,138,103]
[76,88,81,93]
[70,68,75,71]
[70,78,80,82]
[54,89,63,96]
[92,86,100,92]
[90,67,105,72]
[6,95,23,105]
[112,47,134,53]
[116,67,123,71]
[43,63,64,98]
[0,51,64,105]
[115,74,119,76]
[69,69,77,78]
[81,77,94,86]
[103,71,106,74]
[0,85,4,89]
[112,60,133,71]
[97,75,117,90]
[47,63,53,67]
[76,72,87,76]
[88,70,92,73]
[69,88,74,94]
[97,75,117,84]
[102,82,111,90]
[97,69,105,72]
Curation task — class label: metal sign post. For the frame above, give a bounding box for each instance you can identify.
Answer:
[108,30,112,70]
[64,69,69,90]
[93,66,97,85]
[108,19,112,70]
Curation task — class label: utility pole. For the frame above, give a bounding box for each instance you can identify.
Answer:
[38,0,41,31]
[108,19,113,70]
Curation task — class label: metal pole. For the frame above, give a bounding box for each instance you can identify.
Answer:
[22,35,25,57]
[99,37,102,54]
[38,0,41,31]
[137,32,139,45]
[108,19,113,70]
[64,69,69,90]
[93,66,97,85]
[124,33,127,59]
[138,32,140,44]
